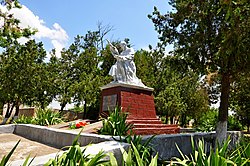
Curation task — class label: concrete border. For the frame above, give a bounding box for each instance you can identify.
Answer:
[142,131,242,160]
[0,124,15,134]
[14,124,113,148]
[0,125,243,163]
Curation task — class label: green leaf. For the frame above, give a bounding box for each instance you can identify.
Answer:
[0,139,20,166]
[108,152,118,166]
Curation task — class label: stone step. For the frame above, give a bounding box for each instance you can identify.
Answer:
[133,124,178,128]
[126,119,162,124]
[132,127,180,135]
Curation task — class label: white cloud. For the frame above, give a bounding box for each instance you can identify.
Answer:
[0,4,69,57]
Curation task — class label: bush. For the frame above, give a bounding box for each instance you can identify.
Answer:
[122,134,156,166]
[35,108,63,126]
[228,115,244,131]
[195,109,218,132]
[14,108,63,126]
[45,131,109,166]
[98,106,133,136]
[170,136,250,166]
[14,115,35,124]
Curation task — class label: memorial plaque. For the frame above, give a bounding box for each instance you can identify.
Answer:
[102,94,117,111]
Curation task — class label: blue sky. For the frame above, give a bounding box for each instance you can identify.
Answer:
[17,0,171,54]
[1,1,172,109]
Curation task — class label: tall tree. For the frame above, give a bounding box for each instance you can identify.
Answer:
[135,49,209,126]
[149,0,250,143]
[0,40,46,122]
[230,72,250,132]
[0,0,38,123]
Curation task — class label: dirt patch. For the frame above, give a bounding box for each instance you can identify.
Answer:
[0,134,59,161]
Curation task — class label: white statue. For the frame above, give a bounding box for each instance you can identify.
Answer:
[108,40,144,86]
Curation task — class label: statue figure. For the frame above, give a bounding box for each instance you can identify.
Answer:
[108,40,144,86]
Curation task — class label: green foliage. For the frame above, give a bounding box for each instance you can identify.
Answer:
[0,140,20,166]
[34,108,63,126]
[98,107,133,136]
[149,0,250,141]
[230,72,250,131]
[120,142,158,166]
[14,115,35,124]
[0,139,34,166]
[122,135,156,166]
[170,136,250,166]
[227,115,243,131]
[14,108,63,126]
[195,109,218,132]
[70,106,84,113]
[135,50,209,126]
[45,130,109,166]
[195,109,243,132]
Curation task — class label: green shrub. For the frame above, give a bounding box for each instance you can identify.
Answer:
[119,141,158,166]
[122,134,156,166]
[227,115,243,131]
[14,115,35,124]
[69,106,84,113]
[170,136,250,166]
[35,108,63,126]
[195,109,218,132]
[45,131,109,166]
[98,107,133,136]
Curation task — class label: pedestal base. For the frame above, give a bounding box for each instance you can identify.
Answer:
[100,83,180,135]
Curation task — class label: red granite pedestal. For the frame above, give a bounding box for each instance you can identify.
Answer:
[100,83,180,135]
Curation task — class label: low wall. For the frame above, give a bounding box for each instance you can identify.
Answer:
[0,124,15,133]
[0,124,129,165]
[0,125,243,162]
[13,124,113,148]
[142,131,242,160]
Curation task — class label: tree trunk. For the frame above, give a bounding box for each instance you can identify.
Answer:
[13,101,20,121]
[165,115,168,124]
[180,114,186,127]
[60,102,66,112]
[216,72,230,145]
[5,103,15,118]
[83,100,87,119]
[170,116,174,124]
[2,103,15,124]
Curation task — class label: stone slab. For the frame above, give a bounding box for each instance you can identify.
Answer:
[101,82,154,91]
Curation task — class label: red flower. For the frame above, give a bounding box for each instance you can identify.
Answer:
[76,123,81,128]
[75,121,88,128]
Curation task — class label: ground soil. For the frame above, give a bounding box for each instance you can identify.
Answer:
[0,134,59,162]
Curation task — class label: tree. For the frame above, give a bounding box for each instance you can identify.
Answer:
[135,49,209,126]
[230,72,250,132]
[0,0,38,123]
[149,0,250,143]
[0,40,46,122]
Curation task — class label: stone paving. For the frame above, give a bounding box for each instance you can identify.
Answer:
[0,134,59,162]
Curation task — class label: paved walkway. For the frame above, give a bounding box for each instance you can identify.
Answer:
[0,134,59,162]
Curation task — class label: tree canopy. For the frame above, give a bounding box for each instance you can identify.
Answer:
[149,0,250,142]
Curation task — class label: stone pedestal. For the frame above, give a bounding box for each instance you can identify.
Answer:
[100,83,155,119]
[100,83,180,135]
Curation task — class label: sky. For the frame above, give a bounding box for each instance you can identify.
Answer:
[1,0,172,109]
[10,0,172,57]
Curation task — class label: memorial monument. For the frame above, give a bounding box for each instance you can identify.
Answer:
[100,41,179,135]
